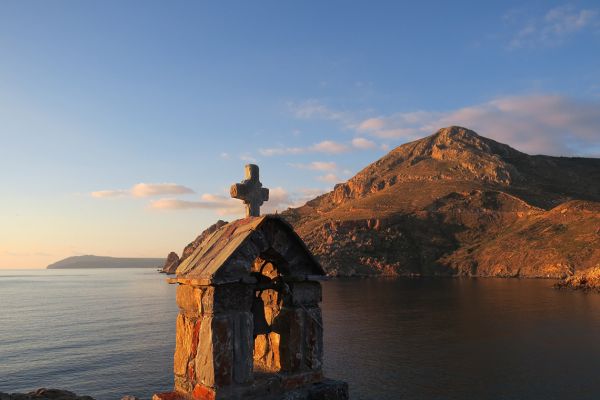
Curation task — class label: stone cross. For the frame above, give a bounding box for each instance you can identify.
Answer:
[230,164,269,217]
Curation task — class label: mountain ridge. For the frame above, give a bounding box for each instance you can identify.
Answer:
[281,126,600,278]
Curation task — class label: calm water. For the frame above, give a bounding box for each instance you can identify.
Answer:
[2,270,600,399]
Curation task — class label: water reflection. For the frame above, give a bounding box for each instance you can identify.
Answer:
[322,278,600,400]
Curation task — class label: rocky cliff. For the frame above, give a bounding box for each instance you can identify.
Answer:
[282,126,600,278]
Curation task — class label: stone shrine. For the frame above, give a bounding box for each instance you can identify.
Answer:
[154,165,348,400]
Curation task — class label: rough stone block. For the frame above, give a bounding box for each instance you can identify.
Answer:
[232,311,253,384]
[173,375,192,394]
[202,284,253,314]
[192,384,216,400]
[152,392,188,400]
[201,288,215,315]
[281,371,323,391]
[271,227,292,257]
[211,315,233,387]
[215,284,253,312]
[289,282,322,307]
[174,314,196,376]
[308,379,349,400]
[195,316,215,387]
[279,307,305,373]
[176,285,202,315]
[304,308,323,372]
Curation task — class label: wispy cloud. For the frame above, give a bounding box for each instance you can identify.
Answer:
[240,154,257,162]
[131,183,194,197]
[289,99,350,123]
[351,137,377,149]
[507,5,598,48]
[91,190,130,198]
[92,183,195,198]
[260,140,350,156]
[357,118,385,132]
[149,194,242,215]
[289,161,338,171]
[316,173,342,184]
[354,94,600,156]
[259,146,305,156]
[287,94,600,156]
[312,140,349,154]
[149,187,305,215]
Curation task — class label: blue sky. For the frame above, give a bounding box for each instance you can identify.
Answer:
[1,0,599,267]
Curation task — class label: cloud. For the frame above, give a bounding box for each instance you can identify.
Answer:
[262,187,294,214]
[357,118,385,132]
[149,187,304,216]
[149,198,225,210]
[289,161,338,171]
[131,183,194,197]
[354,94,600,156]
[92,183,195,198]
[259,140,349,156]
[507,5,598,48]
[240,154,257,162]
[149,194,243,215]
[297,187,327,201]
[312,140,349,154]
[91,190,129,198]
[351,137,377,149]
[289,99,349,123]
[259,146,305,156]
[317,173,341,183]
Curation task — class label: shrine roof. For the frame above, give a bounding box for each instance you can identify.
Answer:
[173,215,325,285]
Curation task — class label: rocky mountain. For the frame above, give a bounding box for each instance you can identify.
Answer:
[47,255,165,269]
[282,126,600,278]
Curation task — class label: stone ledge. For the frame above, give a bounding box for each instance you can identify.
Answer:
[153,378,348,400]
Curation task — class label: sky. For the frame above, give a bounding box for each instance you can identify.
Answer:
[1,0,599,268]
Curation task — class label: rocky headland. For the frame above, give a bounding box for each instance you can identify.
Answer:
[162,126,599,280]
[47,255,165,269]
[160,220,228,273]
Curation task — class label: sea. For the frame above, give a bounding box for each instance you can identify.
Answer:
[1,269,600,400]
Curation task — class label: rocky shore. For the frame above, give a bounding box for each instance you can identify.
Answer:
[0,389,142,400]
[0,389,94,400]
[555,267,600,292]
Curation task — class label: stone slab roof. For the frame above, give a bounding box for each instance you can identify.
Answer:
[174,215,325,285]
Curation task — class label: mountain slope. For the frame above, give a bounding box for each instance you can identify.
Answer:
[282,126,600,278]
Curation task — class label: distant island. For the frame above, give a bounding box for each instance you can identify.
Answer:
[47,255,165,269]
